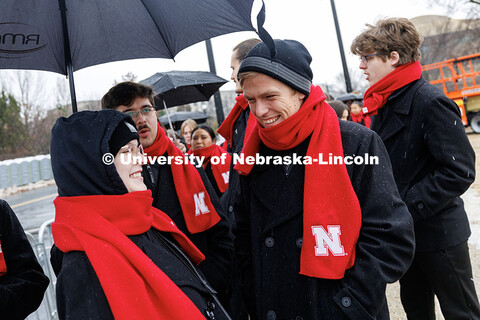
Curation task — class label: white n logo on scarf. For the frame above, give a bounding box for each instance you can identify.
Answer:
[221,171,230,184]
[194,192,210,216]
[312,225,345,256]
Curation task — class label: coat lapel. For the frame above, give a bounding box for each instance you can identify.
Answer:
[372,79,422,142]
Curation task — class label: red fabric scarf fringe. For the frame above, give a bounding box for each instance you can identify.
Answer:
[52,190,205,320]
[235,85,362,279]
[363,61,422,116]
[191,144,232,193]
[144,124,221,234]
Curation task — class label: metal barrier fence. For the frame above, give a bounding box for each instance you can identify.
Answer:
[25,219,58,320]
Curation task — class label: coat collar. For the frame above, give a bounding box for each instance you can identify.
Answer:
[372,78,425,141]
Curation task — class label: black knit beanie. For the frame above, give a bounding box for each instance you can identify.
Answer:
[108,120,140,156]
[238,39,313,95]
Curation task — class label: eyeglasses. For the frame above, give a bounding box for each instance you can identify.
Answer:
[119,143,144,156]
[125,107,154,118]
[359,53,379,64]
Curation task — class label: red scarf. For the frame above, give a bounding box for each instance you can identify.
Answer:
[191,144,232,193]
[144,124,221,234]
[363,61,422,116]
[0,241,6,276]
[351,112,371,128]
[235,85,362,279]
[217,95,257,148]
[52,190,205,320]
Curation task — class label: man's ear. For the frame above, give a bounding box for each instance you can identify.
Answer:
[389,51,400,67]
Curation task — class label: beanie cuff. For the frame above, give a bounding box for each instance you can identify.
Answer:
[239,56,312,95]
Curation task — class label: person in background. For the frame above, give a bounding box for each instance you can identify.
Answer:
[180,119,198,152]
[0,200,49,320]
[233,39,415,319]
[327,100,349,121]
[101,82,233,311]
[50,109,231,320]
[350,101,371,128]
[351,17,480,320]
[216,38,261,320]
[190,125,232,199]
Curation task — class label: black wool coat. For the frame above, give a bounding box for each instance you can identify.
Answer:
[234,121,415,320]
[143,158,234,305]
[220,107,250,228]
[0,200,49,320]
[56,229,230,320]
[371,78,476,252]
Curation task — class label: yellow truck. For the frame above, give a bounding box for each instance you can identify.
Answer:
[422,52,480,133]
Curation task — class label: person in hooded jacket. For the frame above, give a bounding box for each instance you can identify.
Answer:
[233,39,415,320]
[50,109,231,320]
[101,82,234,309]
[0,200,49,320]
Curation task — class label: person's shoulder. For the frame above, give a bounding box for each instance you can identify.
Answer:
[339,119,375,139]
[413,78,448,101]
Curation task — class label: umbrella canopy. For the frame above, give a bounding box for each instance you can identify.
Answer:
[141,71,228,108]
[0,0,256,111]
[335,93,364,102]
[158,111,208,131]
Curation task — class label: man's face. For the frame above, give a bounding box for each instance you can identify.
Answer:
[359,52,397,86]
[242,73,305,128]
[230,50,242,94]
[115,97,158,148]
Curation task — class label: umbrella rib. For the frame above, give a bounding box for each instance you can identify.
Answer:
[139,0,175,59]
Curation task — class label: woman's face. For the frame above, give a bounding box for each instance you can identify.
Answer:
[191,128,214,150]
[350,103,362,115]
[182,125,193,145]
[114,139,147,193]
[340,109,349,121]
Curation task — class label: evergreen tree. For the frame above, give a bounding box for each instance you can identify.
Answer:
[0,90,28,159]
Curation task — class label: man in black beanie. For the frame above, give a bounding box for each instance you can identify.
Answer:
[233,39,415,319]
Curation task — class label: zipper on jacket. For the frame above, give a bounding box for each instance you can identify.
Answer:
[152,229,232,320]
[145,164,155,186]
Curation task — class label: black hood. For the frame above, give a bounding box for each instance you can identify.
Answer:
[50,109,137,197]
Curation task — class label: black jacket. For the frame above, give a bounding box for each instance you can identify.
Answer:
[0,200,49,320]
[50,110,230,319]
[56,229,229,320]
[234,120,415,320]
[220,107,250,227]
[371,78,476,252]
[142,150,234,307]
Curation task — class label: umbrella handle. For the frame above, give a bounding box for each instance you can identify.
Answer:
[162,99,177,143]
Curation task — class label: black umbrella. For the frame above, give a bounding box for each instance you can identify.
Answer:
[335,93,364,102]
[0,0,256,112]
[158,111,208,131]
[140,70,227,138]
[141,71,228,108]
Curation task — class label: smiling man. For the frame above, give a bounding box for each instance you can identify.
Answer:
[101,82,234,310]
[351,18,480,320]
[233,39,415,319]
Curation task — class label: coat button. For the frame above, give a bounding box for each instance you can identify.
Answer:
[341,297,351,307]
[228,205,234,213]
[417,203,424,210]
[265,237,275,248]
[266,310,276,320]
[296,238,303,248]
